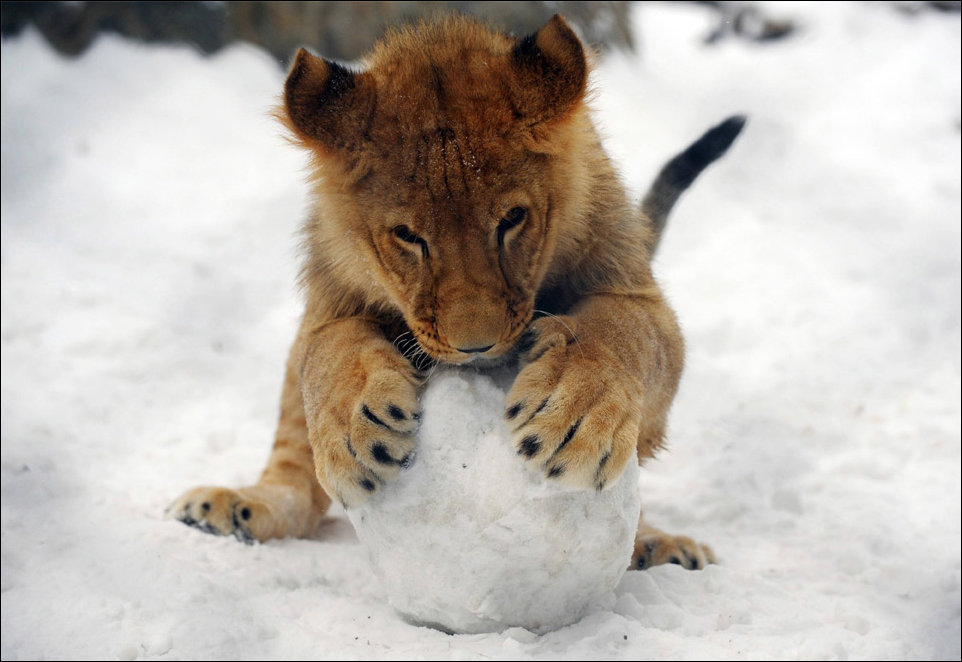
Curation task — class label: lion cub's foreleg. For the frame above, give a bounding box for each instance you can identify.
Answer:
[506,289,683,490]
[166,334,332,542]
[505,289,714,570]
[298,317,424,508]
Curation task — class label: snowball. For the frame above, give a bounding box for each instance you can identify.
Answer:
[346,366,642,634]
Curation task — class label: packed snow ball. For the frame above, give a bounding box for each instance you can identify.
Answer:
[346,367,642,634]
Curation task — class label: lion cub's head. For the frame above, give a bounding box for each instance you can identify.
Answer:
[282,15,594,364]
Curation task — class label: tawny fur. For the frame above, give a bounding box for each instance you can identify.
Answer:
[167,14,712,571]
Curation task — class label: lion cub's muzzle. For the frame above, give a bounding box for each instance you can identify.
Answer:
[441,322,515,363]
[428,301,526,364]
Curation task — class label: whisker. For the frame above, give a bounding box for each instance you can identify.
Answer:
[392,331,414,352]
[407,342,437,374]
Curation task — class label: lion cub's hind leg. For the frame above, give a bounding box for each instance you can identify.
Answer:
[165,351,332,543]
[630,512,717,571]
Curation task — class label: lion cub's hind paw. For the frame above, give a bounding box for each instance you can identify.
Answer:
[165,486,263,544]
[631,532,716,571]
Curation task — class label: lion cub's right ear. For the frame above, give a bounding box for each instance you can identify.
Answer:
[282,48,376,154]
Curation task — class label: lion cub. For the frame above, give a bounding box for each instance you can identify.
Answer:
[167,14,742,571]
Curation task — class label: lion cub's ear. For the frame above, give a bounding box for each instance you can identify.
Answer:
[509,14,588,127]
[283,48,376,153]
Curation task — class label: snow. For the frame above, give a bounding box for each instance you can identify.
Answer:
[347,368,641,635]
[1,2,959,659]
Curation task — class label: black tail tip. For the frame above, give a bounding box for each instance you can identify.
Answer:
[700,114,748,160]
[720,114,749,131]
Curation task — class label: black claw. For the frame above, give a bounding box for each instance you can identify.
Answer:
[232,527,256,545]
[399,453,414,469]
[594,451,612,490]
[362,404,390,429]
[411,411,422,421]
[228,509,256,545]
[370,442,395,465]
[188,519,219,536]
[554,419,581,456]
[519,435,541,457]
[597,451,611,471]
[513,397,550,431]
[505,401,524,420]
[669,556,682,566]
[387,405,406,421]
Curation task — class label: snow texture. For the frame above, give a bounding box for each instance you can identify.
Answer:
[1,2,960,660]
[347,368,641,635]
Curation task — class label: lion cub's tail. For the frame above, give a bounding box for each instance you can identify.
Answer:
[642,115,747,255]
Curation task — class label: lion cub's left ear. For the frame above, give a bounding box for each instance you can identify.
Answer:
[282,48,376,154]
[509,15,588,127]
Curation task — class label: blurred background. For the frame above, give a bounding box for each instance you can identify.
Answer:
[12,0,954,66]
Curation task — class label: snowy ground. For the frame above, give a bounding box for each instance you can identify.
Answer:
[2,2,959,659]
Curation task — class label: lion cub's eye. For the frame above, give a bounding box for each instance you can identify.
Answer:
[391,224,429,258]
[497,207,527,247]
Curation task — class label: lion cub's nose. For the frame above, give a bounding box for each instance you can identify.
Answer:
[437,288,504,357]
[456,344,494,355]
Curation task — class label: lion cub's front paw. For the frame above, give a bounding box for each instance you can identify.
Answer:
[505,318,641,490]
[315,366,423,508]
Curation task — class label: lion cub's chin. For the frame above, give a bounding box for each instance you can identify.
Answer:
[443,350,517,370]
[419,337,522,367]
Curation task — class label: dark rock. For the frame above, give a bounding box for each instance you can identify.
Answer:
[1,1,636,66]
[1,1,228,56]
[225,1,638,65]
[700,2,796,45]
